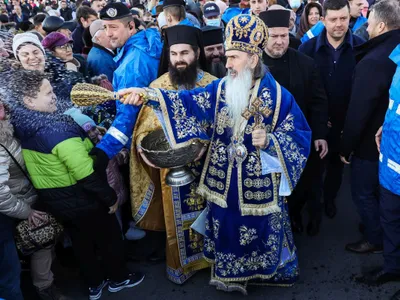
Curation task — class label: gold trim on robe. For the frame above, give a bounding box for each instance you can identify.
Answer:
[130,71,217,284]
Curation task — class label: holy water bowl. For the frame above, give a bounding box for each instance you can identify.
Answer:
[140,129,206,187]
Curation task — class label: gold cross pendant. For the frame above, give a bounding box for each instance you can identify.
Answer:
[242,97,272,128]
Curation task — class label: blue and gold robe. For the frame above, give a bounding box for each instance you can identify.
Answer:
[130,71,217,284]
[145,72,311,293]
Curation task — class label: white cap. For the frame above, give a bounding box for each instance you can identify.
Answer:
[157,12,167,29]
[12,32,45,60]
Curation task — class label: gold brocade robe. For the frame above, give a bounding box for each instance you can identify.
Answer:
[129,71,217,284]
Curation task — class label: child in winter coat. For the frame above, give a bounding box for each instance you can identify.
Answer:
[3,69,144,300]
[65,108,146,240]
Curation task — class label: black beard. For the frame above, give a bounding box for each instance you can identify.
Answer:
[206,55,227,78]
[168,60,198,89]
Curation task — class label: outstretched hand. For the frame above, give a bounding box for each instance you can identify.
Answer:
[119,88,146,106]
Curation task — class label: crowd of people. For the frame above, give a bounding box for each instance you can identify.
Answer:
[0,0,400,299]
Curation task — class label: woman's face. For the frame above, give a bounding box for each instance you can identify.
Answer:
[53,42,73,62]
[308,7,320,26]
[17,44,45,72]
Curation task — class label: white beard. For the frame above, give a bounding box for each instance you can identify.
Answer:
[225,67,253,136]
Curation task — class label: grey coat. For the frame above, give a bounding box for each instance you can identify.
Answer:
[0,120,37,219]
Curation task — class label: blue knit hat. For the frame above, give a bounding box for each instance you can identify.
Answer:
[64,108,96,130]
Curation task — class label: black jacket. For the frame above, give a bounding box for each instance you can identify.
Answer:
[60,7,73,21]
[263,48,329,140]
[340,30,400,161]
[299,29,365,133]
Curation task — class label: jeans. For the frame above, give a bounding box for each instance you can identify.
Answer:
[31,247,54,291]
[380,186,400,274]
[0,237,24,300]
[351,157,382,245]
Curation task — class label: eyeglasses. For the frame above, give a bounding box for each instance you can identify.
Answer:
[56,43,72,51]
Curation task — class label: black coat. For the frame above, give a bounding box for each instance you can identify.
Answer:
[299,29,365,134]
[263,48,329,140]
[340,30,400,161]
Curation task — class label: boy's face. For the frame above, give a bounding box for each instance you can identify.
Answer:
[24,79,57,113]
[87,126,102,144]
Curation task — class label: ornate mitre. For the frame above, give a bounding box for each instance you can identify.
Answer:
[225,14,269,58]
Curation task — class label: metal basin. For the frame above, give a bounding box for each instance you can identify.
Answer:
[140,129,206,187]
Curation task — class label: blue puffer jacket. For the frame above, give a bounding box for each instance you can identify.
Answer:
[380,44,400,196]
[96,28,163,159]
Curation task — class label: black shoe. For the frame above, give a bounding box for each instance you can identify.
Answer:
[356,268,400,286]
[391,289,400,300]
[306,220,320,236]
[108,272,145,293]
[37,284,69,300]
[325,201,337,219]
[345,240,383,254]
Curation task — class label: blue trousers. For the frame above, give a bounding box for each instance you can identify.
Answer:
[380,186,400,274]
[351,157,382,245]
[0,237,24,300]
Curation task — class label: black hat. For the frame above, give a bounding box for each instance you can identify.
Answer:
[0,14,9,24]
[165,25,202,47]
[100,2,131,20]
[259,10,290,28]
[158,25,208,76]
[202,26,224,47]
[163,0,185,9]
[42,16,77,33]
[32,13,46,26]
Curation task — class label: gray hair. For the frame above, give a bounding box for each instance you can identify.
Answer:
[253,56,267,80]
[371,0,400,30]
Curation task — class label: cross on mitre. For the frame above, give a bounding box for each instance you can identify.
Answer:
[242,97,272,127]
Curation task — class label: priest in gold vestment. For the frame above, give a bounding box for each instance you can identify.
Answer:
[120,15,312,295]
[129,25,217,284]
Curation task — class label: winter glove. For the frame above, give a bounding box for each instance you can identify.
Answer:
[89,147,109,181]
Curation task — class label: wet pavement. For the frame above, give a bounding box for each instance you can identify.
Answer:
[22,168,399,300]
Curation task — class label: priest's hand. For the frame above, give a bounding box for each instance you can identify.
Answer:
[137,147,161,169]
[194,144,208,162]
[340,155,351,165]
[314,139,328,159]
[375,126,383,152]
[252,129,268,149]
[119,88,146,106]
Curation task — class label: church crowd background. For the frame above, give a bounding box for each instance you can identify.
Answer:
[0,0,400,298]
